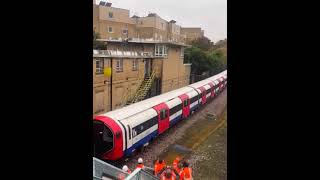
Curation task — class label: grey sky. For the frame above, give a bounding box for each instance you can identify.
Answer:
[95,0,227,43]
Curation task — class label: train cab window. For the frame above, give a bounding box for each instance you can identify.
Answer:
[183,99,188,106]
[93,121,113,156]
[160,109,167,120]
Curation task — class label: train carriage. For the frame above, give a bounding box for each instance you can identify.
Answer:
[93,70,227,160]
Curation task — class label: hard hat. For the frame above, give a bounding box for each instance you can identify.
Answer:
[122,165,128,172]
[138,158,143,163]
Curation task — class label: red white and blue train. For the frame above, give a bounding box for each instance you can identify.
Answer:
[93,70,227,160]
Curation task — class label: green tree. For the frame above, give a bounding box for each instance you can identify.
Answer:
[93,31,106,50]
[191,37,213,51]
[184,46,212,75]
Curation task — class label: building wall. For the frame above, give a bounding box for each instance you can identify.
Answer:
[98,20,136,39]
[93,56,146,114]
[93,5,99,31]
[181,27,204,43]
[161,46,184,93]
[98,6,134,24]
[93,58,111,114]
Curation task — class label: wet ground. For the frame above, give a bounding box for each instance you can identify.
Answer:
[189,111,227,180]
[109,89,227,179]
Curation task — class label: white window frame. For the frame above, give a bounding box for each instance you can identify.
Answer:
[108,26,113,33]
[155,45,168,57]
[115,59,123,72]
[180,47,184,58]
[132,59,138,71]
[95,59,104,75]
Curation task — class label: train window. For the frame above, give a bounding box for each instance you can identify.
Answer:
[169,104,182,115]
[160,109,167,120]
[132,129,137,137]
[184,99,188,106]
[127,125,131,140]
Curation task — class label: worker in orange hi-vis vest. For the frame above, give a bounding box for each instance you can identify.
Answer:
[181,161,193,180]
[172,156,181,171]
[136,157,145,169]
[154,159,166,176]
[122,165,132,174]
[159,167,177,180]
[118,165,131,180]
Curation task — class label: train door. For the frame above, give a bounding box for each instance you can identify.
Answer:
[198,86,207,105]
[208,82,215,98]
[179,94,190,118]
[153,103,170,134]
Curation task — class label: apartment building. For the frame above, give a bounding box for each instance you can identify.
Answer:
[93,2,191,115]
[181,27,205,43]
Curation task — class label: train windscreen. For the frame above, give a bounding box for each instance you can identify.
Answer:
[93,120,113,157]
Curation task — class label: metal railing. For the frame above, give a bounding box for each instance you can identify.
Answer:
[124,168,159,180]
[93,157,129,180]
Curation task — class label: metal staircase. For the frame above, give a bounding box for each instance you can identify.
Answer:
[127,71,156,105]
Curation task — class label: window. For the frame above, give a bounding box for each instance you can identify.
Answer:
[108,26,113,33]
[132,116,157,138]
[180,47,184,57]
[184,99,188,107]
[122,29,128,35]
[115,59,123,72]
[108,12,113,18]
[155,45,168,57]
[161,23,164,29]
[160,109,167,120]
[169,104,182,115]
[132,59,138,71]
[95,59,104,75]
[127,125,131,140]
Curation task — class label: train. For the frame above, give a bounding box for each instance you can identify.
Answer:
[93,70,227,160]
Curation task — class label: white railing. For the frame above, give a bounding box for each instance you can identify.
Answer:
[93,50,154,57]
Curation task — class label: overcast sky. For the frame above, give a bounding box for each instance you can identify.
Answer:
[95,0,227,43]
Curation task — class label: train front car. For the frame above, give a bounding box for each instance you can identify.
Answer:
[93,116,124,160]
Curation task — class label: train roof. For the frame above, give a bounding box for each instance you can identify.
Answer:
[101,86,194,121]
[98,70,227,121]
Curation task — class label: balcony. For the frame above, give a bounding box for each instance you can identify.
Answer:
[93,50,156,58]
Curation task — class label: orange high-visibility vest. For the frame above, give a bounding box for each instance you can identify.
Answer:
[118,173,126,180]
[183,167,192,180]
[154,160,166,175]
[173,159,179,169]
[136,163,144,169]
[178,168,184,180]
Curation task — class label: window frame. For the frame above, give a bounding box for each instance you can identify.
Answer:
[122,28,128,35]
[108,26,113,33]
[160,109,167,120]
[155,45,168,57]
[132,59,138,71]
[115,59,123,72]
[180,47,184,58]
[183,99,188,107]
[108,12,114,18]
[95,59,104,75]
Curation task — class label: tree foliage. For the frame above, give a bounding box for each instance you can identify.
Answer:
[93,31,106,50]
[184,38,227,77]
